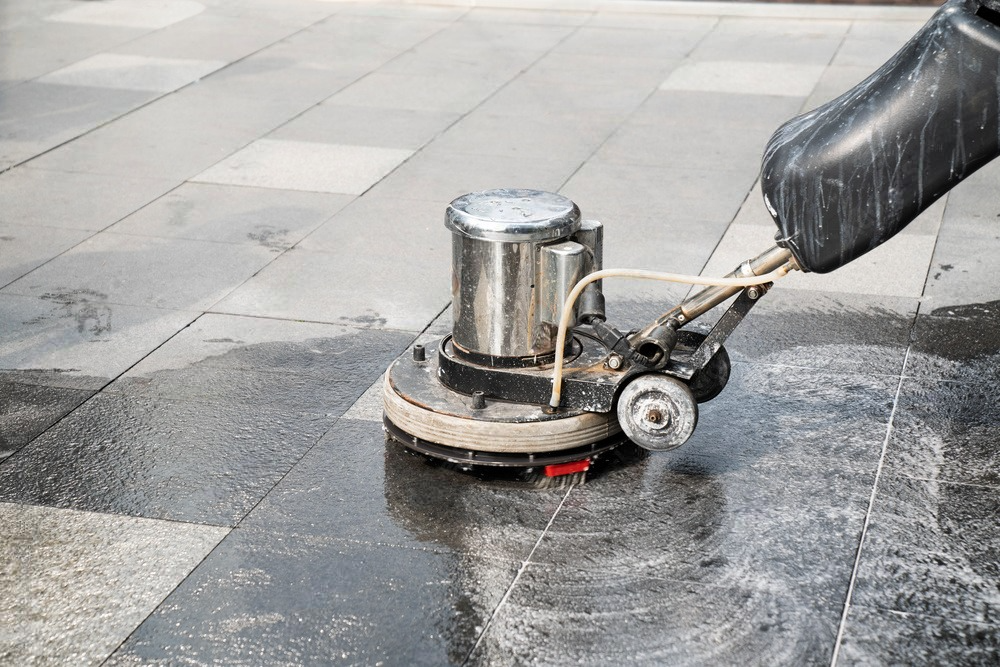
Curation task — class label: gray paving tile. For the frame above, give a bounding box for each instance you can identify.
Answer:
[939,160,1000,224]
[585,13,718,31]
[326,70,509,114]
[922,219,1000,309]
[270,104,461,150]
[595,117,774,173]
[429,111,619,164]
[690,26,843,65]
[0,293,196,384]
[0,82,155,167]
[211,245,450,331]
[561,160,756,234]
[851,475,1000,624]
[244,419,567,557]
[629,89,804,129]
[0,223,92,288]
[801,63,875,112]
[200,0,338,27]
[421,16,574,54]
[196,51,364,101]
[0,329,409,525]
[0,168,179,232]
[906,305,1000,383]
[45,0,206,29]
[0,22,147,82]
[295,194,445,254]
[661,60,825,97]
[463,6,590,26]
[0,502,226,667]
[477,75,654,118]
[24,87,292,179]
[39,53,226,93]
[554,25,710,59]
[837,605,1000,665]
[2,232,276,311]
[113,13,299,62]
[832,31,915,69]
[192,139,413,195]
[368,149,577,203]
[469,564,842,666]
[106,528,515,667]
[882,368,1000,489]
[0,375,93,460]
[108,183,352,249]
[525,51,674,88]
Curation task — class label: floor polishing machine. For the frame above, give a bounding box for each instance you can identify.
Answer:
[383,0,1000,479]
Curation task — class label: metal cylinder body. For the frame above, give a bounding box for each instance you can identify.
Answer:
[446,189,596,362]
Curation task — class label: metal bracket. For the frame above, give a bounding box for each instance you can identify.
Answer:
[687,286,765,371]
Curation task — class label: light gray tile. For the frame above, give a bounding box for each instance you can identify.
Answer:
[211,247,450,332]
[2,233,276,311]
[192,139,413,195]
[46,0,206,29]
[690,29,842,65]
[270,105,460,151]
[0,22,147,82]
[109,183,352,249]
[661,60,825,97]
[0,224,91,288]
[326,71,508,114]
[555,26,709,59]
[0,502,226,667]
[477,76,653,118]
[0,83,155,167]
[0,293,197,382]
[39,53,226,93]
[297,195,445,254]
[801,64,875,111]
[525,51,675,88]
[701,223,937,298]
[367,149,577,203]
[428,112,618,163]
[0,168,178,232]
[113,13,298,62]
[586,13,718,31]
[462,7,590,26]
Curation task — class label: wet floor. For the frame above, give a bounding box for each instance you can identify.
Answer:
[4,0,1000,664]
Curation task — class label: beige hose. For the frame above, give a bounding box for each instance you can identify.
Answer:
[548,266,794,408]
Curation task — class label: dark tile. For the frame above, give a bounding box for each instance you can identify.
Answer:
[837,605,1000,665]
[852,476,1000,624]
[468,564,841,666]
[106,529,516,667]
[245,419,569,560]
[0,332,411,525]
[884,376,1000,488]
[676,362,896,469]
[906,308,1000,382]
[532,451,871,598]
[0,377,93,459]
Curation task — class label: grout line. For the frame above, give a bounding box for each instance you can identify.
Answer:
[461,482,575,665]
[829,344,911,666]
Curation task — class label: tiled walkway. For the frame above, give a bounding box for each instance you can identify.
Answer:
[3,0,999,664]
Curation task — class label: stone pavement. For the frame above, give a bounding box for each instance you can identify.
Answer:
[3,0,1000,664]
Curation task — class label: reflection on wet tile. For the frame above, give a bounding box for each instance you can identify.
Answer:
[0,332,409,526]
[0,502,225,667]
[906,308,1000,382]
[838,605,1000,664]
[246,420,566,559]
[470,565,840,666]
[0,377,93,460]
[852,475,1000,624]
[106,528,515,666]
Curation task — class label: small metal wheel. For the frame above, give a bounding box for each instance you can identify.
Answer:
[616,374,698,452]
[675,330,731,403]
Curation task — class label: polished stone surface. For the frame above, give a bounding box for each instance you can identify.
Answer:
[4,0,999,664]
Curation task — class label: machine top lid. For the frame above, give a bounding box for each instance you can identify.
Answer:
[446,189,581,242]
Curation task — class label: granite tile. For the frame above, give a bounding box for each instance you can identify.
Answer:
[0,377,93,460]
[629,89,804,129]
[108,183,353,249]
[295,194,445,254]
[38,53,226,93]
[0,293,197,384]
[0,502,226,667]
[554,25,710,60]
[270,104,461,150]
[477,76,653,118]
[2,232,277,311]
[837,605,1000,665]
[0,223,92,288]
[245,419,568,558]
[326,71,509,114]
[45,0,206,30]
[851,475,1000,624]
[661,61,825,97]
[469,565,841,666]
[105,529,515,667]
[0,21,147,82]
[192,139,414,195]
[0,168,179,232]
